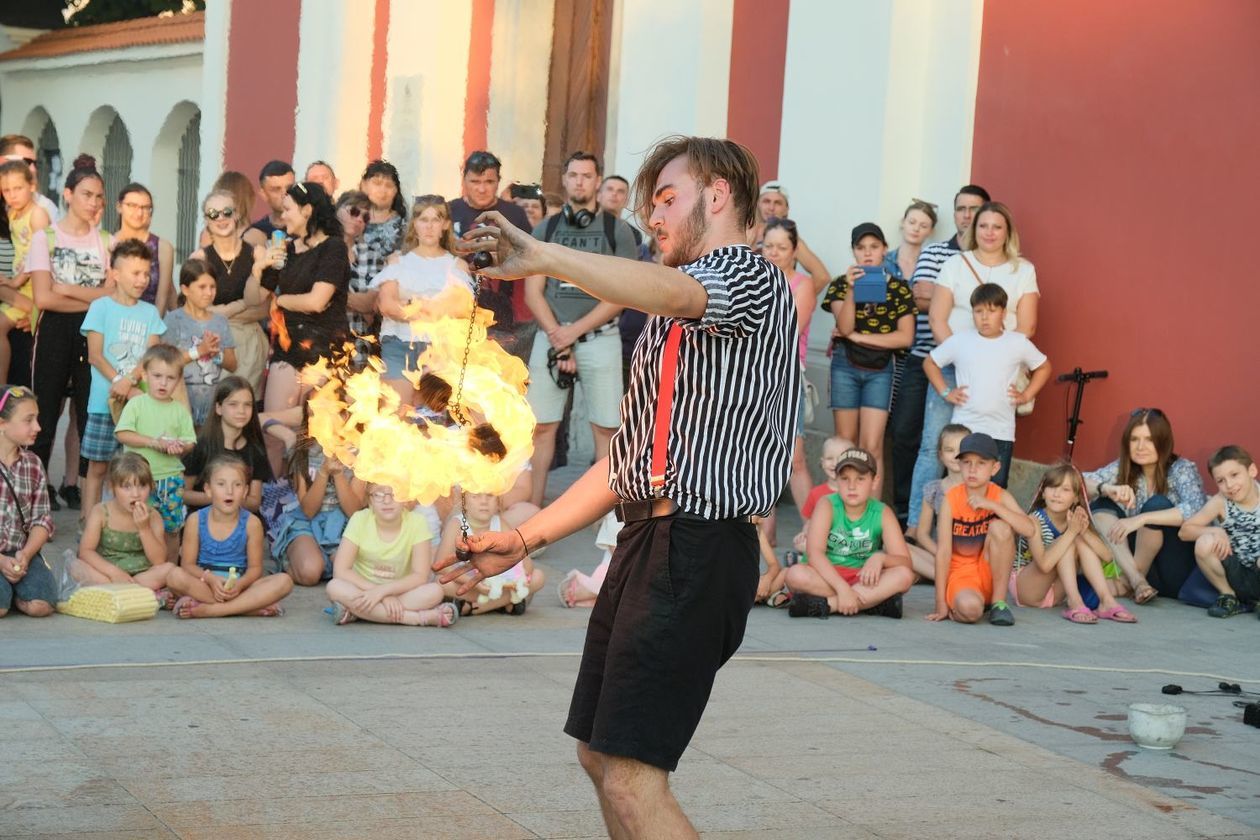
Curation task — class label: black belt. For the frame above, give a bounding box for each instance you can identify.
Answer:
[576,318,618,343]
[613,497,755,525]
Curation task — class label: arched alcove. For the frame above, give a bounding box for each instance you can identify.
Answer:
[79,106,133,231]
[20,106,61,202]
[150,100,201,259]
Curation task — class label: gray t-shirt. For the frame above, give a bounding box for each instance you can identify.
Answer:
[532,210,637,323]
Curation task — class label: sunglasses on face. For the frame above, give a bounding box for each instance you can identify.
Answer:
[204,207,235,221]
[344,206,366,218]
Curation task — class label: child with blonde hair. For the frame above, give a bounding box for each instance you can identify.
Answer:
[437,491,545,615]
[167,454,292,618]
[326,482,457,626]
[0,386,55,618]
[0,160,49,378]
[75,452,171,604]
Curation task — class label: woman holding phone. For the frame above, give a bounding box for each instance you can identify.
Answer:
[822,222,914,492]
[247,182,349,423]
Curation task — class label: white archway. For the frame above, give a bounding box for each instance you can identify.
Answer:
[149,100,201,256]
[20,106,62,201]
[79,105,133,231]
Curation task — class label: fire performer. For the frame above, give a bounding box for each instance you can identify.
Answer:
[435,136,800,838]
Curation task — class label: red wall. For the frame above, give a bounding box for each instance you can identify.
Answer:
[222,0,301,208]
[971,0,1260,476]
[727,0,789,180]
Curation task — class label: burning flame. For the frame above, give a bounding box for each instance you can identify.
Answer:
[300,282,534,504]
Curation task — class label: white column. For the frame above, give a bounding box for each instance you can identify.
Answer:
[485,0,556,186]
[293,0,375,190]
[198,0,233,201]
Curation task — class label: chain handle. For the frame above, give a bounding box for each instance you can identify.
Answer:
[449,272,484,427]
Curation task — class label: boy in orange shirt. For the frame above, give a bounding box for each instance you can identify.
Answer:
[927,432,1035,626]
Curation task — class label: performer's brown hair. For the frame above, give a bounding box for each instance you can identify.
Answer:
[632,136,760,231]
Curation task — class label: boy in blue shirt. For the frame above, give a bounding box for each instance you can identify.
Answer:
[80,238,166,522]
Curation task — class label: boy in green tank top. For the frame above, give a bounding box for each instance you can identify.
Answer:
[785,448,914,618]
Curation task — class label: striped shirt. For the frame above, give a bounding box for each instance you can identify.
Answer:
[609,245,800,519]
[907,234,961,358]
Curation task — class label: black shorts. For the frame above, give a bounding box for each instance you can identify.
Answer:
[1224,556,1260,603]
[564,515,758,772]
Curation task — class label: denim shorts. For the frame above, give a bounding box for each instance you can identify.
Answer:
[0,553,57,610]
[378,335,427,381]
[829,348,894,411]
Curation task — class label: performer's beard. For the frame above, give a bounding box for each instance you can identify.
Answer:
[661,199,708,268]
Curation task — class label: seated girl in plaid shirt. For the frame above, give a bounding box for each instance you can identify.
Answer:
[0,386,57,618]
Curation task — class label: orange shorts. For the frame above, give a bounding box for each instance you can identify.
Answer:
[945,554,993,607]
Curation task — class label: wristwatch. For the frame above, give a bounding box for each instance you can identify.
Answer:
[111,372,125,384]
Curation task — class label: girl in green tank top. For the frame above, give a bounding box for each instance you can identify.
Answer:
[74,453,172,598]
[825,496,885,570]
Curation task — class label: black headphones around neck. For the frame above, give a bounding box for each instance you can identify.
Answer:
[562,204,596,228]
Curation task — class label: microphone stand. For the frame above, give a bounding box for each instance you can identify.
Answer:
[1059,367,1109,457]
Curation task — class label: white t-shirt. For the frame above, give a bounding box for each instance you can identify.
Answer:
[36,193,60,223]
[368,252,474,341]
[937,252,1039,336]
[929,330,1047,441]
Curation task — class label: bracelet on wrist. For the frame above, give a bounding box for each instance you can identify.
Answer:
[940,387,951,399]
[514,527,529,556]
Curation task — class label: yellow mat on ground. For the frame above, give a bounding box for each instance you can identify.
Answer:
[57,584,159,623]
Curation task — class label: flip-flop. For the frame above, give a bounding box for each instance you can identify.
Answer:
[1061,606,1098,624]
[1134,582,1158,605]
[173,596,201,619]
[767,589,792,609]
[153,588,175,610]
[557,570,581,608]
[1095,604,1138,623]
[329,602,356,625]
[254,602,285,618]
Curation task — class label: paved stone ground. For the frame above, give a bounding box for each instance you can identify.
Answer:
[3,450,1258,838]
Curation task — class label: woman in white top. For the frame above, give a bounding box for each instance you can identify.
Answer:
[370,194,473,404]
[928,201,1039,343]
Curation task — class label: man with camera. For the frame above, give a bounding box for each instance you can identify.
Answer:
[524,151,637,507]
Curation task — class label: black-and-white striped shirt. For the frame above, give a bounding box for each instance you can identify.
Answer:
[609,245,800,519]
[908,234,961,358]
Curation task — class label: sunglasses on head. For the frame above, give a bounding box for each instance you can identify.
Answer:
[3,155,36,167]
[466,152,500,168]
[765,217,797,231]
[1131,407,1165,418]
[413,194,446,205]
[204,207,235,221]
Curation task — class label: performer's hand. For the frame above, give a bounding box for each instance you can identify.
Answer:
[433,530,527,595]
[456,211,546,280]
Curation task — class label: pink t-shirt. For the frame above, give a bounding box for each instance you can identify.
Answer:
[26,222,109,288]
[789,270,811,366]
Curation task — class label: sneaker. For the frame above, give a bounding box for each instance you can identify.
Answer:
[787,593,830,619]
[1207,594,1244,618]
[59,484,81,511]
[862,593,903,619]
[989,603,1015,626]
[47,483,61,512]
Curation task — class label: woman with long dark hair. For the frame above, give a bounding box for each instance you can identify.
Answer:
[1085,409,1207,604]
[27,155,111,482]
[247,182,349,417]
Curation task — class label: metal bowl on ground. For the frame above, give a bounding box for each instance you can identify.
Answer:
[1127,702,1187,750]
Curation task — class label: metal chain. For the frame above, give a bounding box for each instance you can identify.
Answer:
[449,272,484,427]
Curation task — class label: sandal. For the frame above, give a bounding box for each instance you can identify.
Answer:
[1095,604,1138,623]
[1061,606,1098,624]
[153,588,175,611]
[767,589,792,609]
[1133,582,1158,605]
[452,597,473,617]
[557,570,581,608]
[329,602,357,625]
[254,602,285,618]
[173,596,201,619]
[437,601,459,627]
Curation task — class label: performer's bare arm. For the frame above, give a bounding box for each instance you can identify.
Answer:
[433,458,619,592]
[460,210,709,319]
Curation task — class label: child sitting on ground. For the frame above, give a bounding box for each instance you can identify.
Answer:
[1179,445,1260,619]
[325,482,457,627]
[927,432,1036,626]
[1015,462,1136,624]
[783,435,855,564]
[924,283,1051,488]
[182,377,273,513]
[167,454,292,618]
[81,238,166,521]
[74,452,171,604]
[557,510,621,608]
[911,424,972,581]
[785,448,913,618]
[437,491,545,615]
[162,258,237,426]
[0,386,55,619]
[270,403,365,586]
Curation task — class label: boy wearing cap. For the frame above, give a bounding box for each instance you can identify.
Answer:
[924,282,1051,487]
[785,448,914,618]
[928,432,1036,625]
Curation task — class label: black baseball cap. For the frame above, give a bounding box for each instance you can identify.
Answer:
[958,432,1000,461]
[834,448,877,476]
[851,222,887,247]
